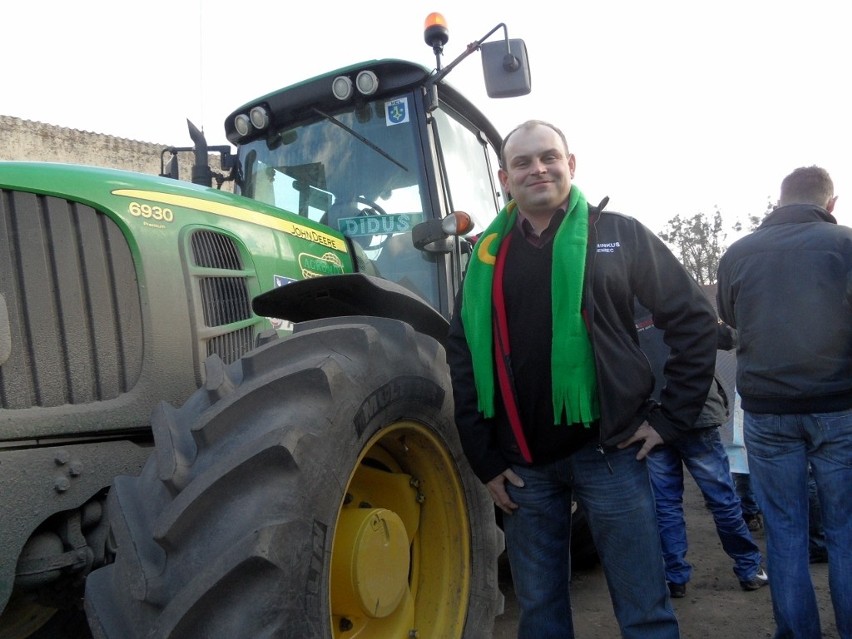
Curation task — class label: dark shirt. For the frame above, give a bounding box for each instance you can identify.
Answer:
[500,217,599,464]
[516,208,566,247]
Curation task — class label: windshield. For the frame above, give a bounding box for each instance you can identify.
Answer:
[237,95,439,306]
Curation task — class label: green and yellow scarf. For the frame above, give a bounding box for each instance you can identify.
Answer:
[460,186,599,426]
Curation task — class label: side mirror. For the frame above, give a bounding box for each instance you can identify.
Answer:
[480,39,532,98]
[162,154,180,180]
[413,211,473,254]
[412,218,454,254]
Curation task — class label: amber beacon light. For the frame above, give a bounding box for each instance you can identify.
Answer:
[424,12,449,51]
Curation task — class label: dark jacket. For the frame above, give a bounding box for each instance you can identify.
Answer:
[717,204,852,413]
[636,302,736,429]
[447,204,717,483]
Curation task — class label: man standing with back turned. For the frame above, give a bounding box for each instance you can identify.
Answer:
[446,120,717,638]
[716,166,852,639]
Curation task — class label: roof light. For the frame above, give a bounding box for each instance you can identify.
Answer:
[424,12,449,49]
[249,106,270,130]
[234,113,251,137]
[332,75,353,100]
[355,70,379,96]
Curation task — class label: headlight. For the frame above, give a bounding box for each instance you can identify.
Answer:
[355,70,379,96]
[332,75,354,100]
[249,106,270,130]
[234,114,251,137]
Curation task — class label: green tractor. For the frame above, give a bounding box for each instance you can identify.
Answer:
[0,15,588,639]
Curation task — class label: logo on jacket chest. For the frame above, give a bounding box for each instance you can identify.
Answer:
[596,241,621,253]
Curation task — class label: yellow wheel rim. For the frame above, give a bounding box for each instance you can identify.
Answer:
[330,421,471,638]
[0,595,56,639]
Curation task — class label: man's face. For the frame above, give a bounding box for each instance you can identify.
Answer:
[499,125,575,217]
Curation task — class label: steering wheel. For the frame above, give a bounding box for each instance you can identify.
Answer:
[355,195,388,217]
[351,195,394,249]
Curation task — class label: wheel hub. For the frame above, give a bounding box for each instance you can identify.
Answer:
[331,507,410,618]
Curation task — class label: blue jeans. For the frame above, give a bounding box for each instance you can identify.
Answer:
[732,472,761,517]
[807,464,828,560]
[745,409,852,639]
[646,428,763,584]
[502,441,678,639]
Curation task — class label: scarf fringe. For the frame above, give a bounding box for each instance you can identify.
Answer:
[553,379,600,426]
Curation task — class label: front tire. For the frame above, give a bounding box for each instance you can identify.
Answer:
[84,317,502,638]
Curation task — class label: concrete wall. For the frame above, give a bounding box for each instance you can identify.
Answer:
[0,115,166,173]
[0,115,232,190]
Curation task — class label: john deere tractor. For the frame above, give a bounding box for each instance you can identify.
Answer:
[0,15,581,639]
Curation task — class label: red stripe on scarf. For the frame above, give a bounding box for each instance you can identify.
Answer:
[492,231,533,463]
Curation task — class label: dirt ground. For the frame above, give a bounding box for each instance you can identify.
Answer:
[492,475,839,639]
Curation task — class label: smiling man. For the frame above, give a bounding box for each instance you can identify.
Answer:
[446,120,718,638]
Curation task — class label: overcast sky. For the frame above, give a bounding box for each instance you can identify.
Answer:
[3,0,849,236]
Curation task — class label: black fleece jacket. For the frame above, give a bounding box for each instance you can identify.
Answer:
[447,205,717,483]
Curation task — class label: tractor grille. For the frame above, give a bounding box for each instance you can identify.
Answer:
[191,229,243,270]
[0,190,143,409]
[206,327,255,365]
[199,277,251,326]
[187,230,258,367]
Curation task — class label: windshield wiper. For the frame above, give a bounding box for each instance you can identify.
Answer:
[312,107,409,172]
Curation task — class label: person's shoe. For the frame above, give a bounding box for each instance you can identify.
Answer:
[740,569,769,591]
[743,513,763,532]
[668,582,687,599]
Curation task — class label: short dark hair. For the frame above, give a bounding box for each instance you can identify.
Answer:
[779,166,834,208]
[500,120,570,168]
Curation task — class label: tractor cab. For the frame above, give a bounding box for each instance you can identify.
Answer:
[221,15,531,317]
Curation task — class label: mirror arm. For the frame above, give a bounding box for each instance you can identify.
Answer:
[426,22,508,91]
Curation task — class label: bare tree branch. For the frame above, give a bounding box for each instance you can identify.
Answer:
[658,208,726,285]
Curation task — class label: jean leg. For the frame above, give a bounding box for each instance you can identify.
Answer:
[677,429,762,582]
[571,442,679,639]
[744,411,820,639]
[502,460,574,639]
[807,464,828,559]
[808,466,828,563]
[646,444,691,585]
[732,472,760,517]
[809,409,852,637]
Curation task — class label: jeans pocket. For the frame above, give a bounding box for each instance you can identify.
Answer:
[743,412,784,460]
[814,409,852,467]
